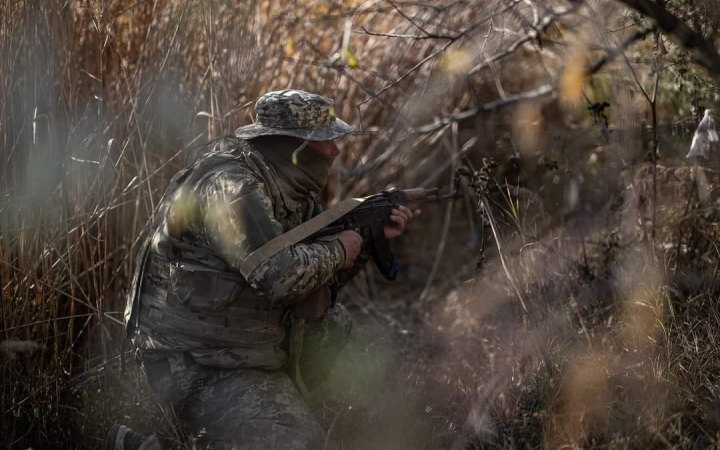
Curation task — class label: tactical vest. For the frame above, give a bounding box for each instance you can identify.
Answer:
[124,141,306,369]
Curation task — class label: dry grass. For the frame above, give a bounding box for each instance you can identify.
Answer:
[1,0,720,448]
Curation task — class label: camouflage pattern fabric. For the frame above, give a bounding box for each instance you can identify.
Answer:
[129,137,346,369]
[234,90,353,141]
[139,305,352,449]
[141,352,324,450]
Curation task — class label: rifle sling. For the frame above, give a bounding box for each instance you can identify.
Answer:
[239,197,367,278]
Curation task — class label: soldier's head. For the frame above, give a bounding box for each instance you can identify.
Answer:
[235,90,352,159]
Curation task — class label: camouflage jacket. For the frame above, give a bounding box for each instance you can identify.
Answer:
[124,137,346,369]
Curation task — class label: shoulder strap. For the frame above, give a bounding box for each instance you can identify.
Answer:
[239,197,366,278]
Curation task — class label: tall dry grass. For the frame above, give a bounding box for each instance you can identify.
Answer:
[1,0,719,448]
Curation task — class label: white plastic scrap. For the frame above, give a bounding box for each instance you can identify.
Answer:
[687,109,718,159]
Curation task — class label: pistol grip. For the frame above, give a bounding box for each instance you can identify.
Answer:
[370,224,399,281]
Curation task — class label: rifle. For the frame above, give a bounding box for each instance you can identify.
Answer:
[305,188,461,280]
[238,187,463,280]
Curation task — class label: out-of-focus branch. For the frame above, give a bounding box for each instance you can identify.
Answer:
[615,0,720,79]
[588,27,654,73]
[357,26,456,40]
[358,41,454,106]
[414,84,555,134]
[387,0,434,37]
[358,0,524,106]
[414,26,657,135]
[467,5,577,76]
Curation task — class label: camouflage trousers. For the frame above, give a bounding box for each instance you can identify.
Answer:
[140,304,351,450]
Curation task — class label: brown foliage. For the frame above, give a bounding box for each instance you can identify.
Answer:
[1,0,720,448]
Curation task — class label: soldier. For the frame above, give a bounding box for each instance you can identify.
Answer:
[109,90,417,449]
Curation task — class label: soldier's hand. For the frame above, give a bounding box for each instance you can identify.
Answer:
[337,230,362,269]
[384,206,420,240]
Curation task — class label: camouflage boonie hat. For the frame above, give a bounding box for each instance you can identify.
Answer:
[234,90,353,141]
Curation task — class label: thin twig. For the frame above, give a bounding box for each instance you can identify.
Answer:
[323,407,342,450]
[588,27,654,74]
[357,26,455,40]
[414,84,555,134]
[386,0,433,37]
[481,196,528,313]
[415,24,654,135]
[359,0,525,106]
[419,124,459,302]
[616,0,720,79]
[359,40,455,106]
[467,5,577,75]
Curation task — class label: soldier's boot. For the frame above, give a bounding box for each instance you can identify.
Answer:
[105,425,163,450]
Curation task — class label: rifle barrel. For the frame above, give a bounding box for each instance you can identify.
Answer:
[436,192,463,201]
[404,190,462,204]
[401,187,439,201]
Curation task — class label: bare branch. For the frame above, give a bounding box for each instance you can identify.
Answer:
[622,50,653,104]
[414,29,653,135]
[468,5,577,76]
[359,40,456,106]
[356,26,456,40]
[358,0,525,106]
[386,0,434,37]
[414,84,555,134]
[616,0,720,79]
[587,27,654,74]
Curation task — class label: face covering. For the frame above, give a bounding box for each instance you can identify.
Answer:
[249,136,334,201]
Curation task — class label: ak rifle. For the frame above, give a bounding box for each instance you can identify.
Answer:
[238,164,488,282]
[305,187,463,281]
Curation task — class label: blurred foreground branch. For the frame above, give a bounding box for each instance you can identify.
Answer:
[414,84,555,134]
[416,26,657,135]
[616,0,720,79]
[467,4,578,76]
